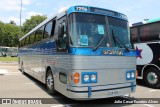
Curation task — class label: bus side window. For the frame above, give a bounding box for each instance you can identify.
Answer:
[51,20,56,37]
[140,23,160,42]
[130,27,138,43]
[30,33,35,44]
[21,40,24,47]
[19,41,21,48]
[35,26,44,42]
[44,20,56,39]
[44,22,52,39]
[26,36,29,45]
[24,38,26,46]
[57,22,67,52]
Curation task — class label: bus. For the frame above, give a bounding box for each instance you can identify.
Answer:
[0,46,8,57]
[8,47,18,57]
[0,46,18,57]
[130,18,160,88]
[18,5,136,99]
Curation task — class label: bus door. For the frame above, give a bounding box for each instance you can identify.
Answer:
[55,16,69,91]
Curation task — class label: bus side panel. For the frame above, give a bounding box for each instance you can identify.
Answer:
[53,55,70,97]
[134,42,160,78]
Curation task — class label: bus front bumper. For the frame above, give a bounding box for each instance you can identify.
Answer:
[66,82,136,100]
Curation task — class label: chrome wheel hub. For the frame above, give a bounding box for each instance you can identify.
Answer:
[47,74,53,89]
[147,72,158,85]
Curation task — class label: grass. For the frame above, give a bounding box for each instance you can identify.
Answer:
[0,57,18,62]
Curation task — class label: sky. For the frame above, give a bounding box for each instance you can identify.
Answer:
[0,0,160,26]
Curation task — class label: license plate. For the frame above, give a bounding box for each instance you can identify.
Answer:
[108,90,119,95]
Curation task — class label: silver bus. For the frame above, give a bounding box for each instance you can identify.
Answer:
[0,47,18,57]
[18,5,136,100]
[0,46,8,57]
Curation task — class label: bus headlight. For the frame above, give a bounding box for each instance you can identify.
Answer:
[131,72,135,78]
[127,72,131,79]
[91,74,96,82]
[126,70,135,80]
[84,74,89,82]
[82,72,97,83]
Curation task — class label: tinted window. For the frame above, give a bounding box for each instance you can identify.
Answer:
[26,36,29,45]
[30,33,35,44]
[44,20,56,39]
[57,23,67,50]
[21,39,25,47]
[35,26,44,42]
[108,17,131,48]
[130,27,138,42]
[68,13,131,48]
[68,13,107,47]
[140,22,160,41]
[44,22,52,38]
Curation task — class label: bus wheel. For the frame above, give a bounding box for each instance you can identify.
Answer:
[46,69,56,94]
[144,68,160,88]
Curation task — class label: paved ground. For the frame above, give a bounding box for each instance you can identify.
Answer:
[0,62,159,107]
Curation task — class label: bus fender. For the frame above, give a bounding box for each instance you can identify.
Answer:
[142,64,160,79]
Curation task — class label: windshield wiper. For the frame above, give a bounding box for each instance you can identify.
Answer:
[92,35,106,51]
[112,30,130,52]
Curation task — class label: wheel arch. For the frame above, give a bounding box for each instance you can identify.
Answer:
[142,64,160,79]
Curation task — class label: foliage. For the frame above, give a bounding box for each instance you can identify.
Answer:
[22,15,47,34]
[0,21,20,47]
[0,57,18,62]
[0,15,47,47]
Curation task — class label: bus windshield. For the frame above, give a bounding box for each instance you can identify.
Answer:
[108,17,131,48]
[68,13,132,49]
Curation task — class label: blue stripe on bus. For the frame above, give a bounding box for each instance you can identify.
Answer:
[70,47,136,56]
[19,41,136,57]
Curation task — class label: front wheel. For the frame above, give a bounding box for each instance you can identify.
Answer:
[144,68,160,88]
[46,69,56,94]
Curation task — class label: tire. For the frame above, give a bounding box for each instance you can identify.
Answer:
[144,68,160,88]
[46,69,56,94]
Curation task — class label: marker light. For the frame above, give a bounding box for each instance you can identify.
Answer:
[136,70,138,78]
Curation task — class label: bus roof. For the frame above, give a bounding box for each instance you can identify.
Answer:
[19,5,128,41]
[146,17,160,23]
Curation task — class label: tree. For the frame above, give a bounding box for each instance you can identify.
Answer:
[0,15,47,47]
[22,15,47,34]
[9,20,16,25]
[0,21,5,46]
[2,23,20,47]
